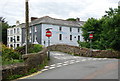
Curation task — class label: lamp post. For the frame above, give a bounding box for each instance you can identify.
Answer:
[46,28,52,60]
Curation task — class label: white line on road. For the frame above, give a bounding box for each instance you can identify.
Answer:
[63,63,68,66]
[57,63,62,65]
[57,65,62,67]
[44,66,49,68]
[64,61,69,63]
[81,59,86,61]
[41,69,48,72]
[49,67,55,69]
[70,60,75,62]
[102,58,107,60]
[93,58,97,60]
[98,58,102,60]
[50,64,55,67]
[70,62,74,64]
[76,60,80,63]
[88,58,92,60]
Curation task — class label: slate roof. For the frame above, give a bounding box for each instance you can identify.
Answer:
[19,16,85,28]
[30,16,85,27]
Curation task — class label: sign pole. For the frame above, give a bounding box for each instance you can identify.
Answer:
[89,33,93,56]
[90,39,92,56]
[46,29,52,60]
[48,37,50,60]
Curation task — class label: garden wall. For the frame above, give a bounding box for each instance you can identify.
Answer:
[48,44,119,58]
[2,48,48,80]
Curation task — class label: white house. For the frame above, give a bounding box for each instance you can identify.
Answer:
[7,16,85,49]
[7,23,24,49]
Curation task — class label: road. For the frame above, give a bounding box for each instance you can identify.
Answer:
[17,51,118,80]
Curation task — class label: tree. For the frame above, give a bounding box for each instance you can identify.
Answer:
[101,7,120,50]
[66,18,77,21]
[0,17,9,45]
[80,7,120,51]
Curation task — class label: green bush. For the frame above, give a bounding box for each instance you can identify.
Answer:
[15,44,43,54]
[2,44,23,65]
[78,41,90,48]
[2,44,21,61]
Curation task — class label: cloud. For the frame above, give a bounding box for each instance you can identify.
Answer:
[0,0,119,25]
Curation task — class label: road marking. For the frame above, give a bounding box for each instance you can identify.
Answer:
[70,62,74,64]
[63,63,68,66]
[44,66,49,68]
[49,67,55,69]
[41,69,48,72]
[98,58,102,60]
[70,60,75,62]
[57,63,62,65]
[88,58,92,60]
[103,58,107,60]
[50,64,55,67]
[76,60,80,63]
[93,58,97,60]
[54,57,59,59]
[64,61,69,63]
[16,71,42,80]
[57,65,62,67]
[81,59,86,61]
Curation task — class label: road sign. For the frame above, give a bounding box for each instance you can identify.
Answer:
[89,34,93,39]
[46,31,52,37]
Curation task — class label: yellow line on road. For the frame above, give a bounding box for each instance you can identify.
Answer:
[15,71,42,80]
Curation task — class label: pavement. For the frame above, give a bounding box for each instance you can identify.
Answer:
[17,51,118,80]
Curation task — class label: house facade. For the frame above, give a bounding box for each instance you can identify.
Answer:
[7,16,85,49]
[7,23,24,49]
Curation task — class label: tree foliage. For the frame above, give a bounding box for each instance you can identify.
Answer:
[0,17,9,45]
[79,7,120,51]
[66,18,77,21]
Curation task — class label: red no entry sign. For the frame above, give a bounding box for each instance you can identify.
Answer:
[46,31,52,37]
[89,34,93,39]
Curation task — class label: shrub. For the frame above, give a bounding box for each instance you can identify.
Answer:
[2,44,23,65]
[2,44,21,61]
[15,44,43,54]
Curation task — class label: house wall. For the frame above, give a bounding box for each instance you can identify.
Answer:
[41,24,84,47]
[7,27,22,49]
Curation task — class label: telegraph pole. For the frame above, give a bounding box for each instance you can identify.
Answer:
[25,0,29,54]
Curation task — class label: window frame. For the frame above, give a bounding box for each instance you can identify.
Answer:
[78,35,80,41]
[59,26,62,31]
[17,36,20,41]
[70,35,72,41]
[59,34,62,40]
[70,27,72,32]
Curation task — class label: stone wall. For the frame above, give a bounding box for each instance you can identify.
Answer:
[48,44,119,58]
[2,48,48,80]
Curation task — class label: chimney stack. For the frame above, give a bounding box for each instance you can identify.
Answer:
[31,17,38,21]
[16,21,20,26]
[76,18,80,22]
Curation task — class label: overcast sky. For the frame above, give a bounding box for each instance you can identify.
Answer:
[0,0,119,25]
